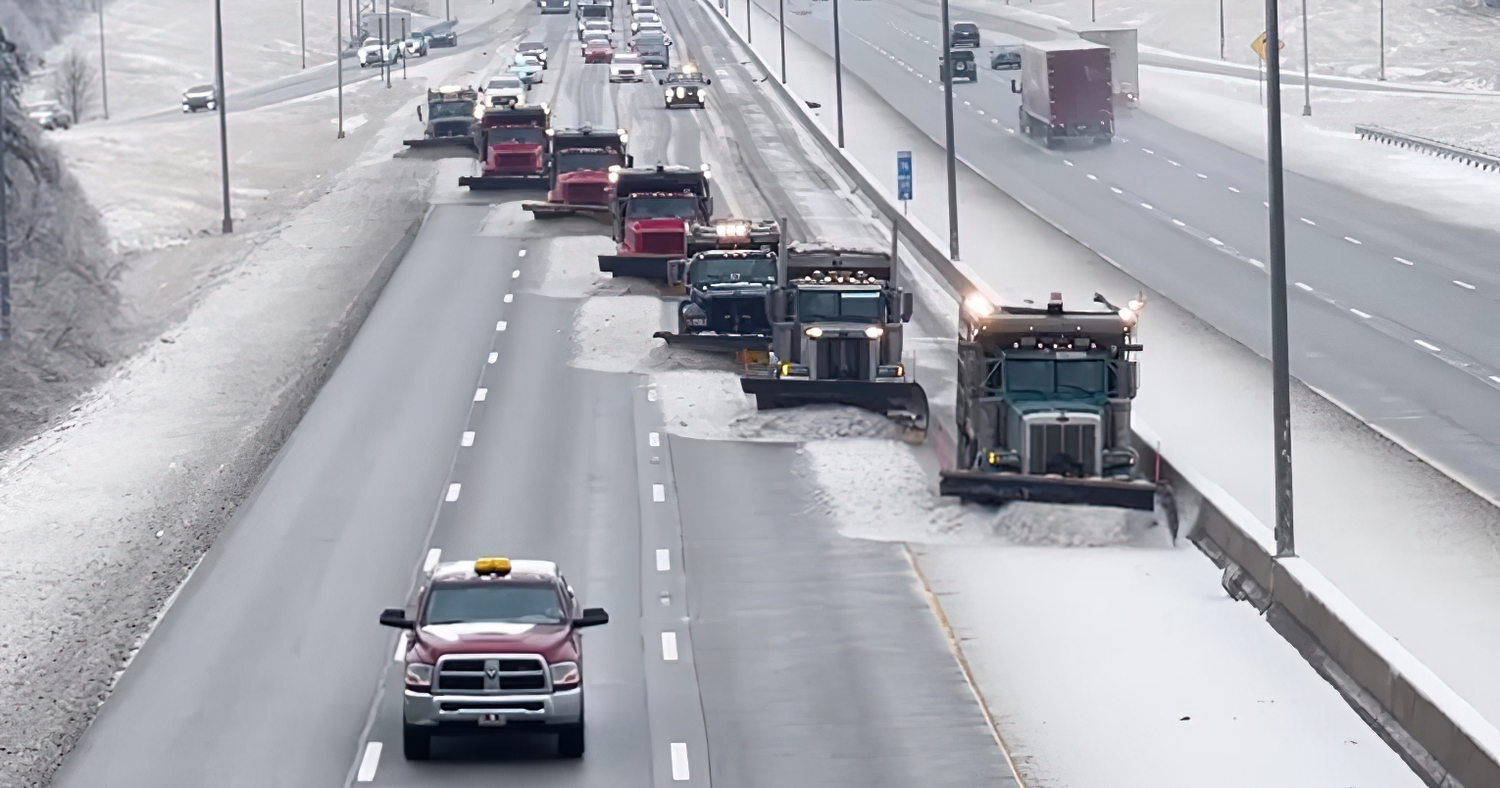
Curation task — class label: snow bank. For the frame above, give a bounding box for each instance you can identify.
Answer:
[529,235,619,298]
[568,295,668,373]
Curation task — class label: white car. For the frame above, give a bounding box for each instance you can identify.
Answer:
[633,19,666,37]
[481,73,529,105]
[609,52,644,82]
[631,0,655,12]
[630,13,661,33]
[358,37,400,67]
[578,19,612,41]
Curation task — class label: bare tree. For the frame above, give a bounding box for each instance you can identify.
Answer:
[50,48,95,122]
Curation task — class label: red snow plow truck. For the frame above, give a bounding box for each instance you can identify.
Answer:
[522,126,633,218]
[459,101,551,190]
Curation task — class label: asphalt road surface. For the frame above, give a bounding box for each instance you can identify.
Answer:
[50,3,1014,786]
[759,0,1500,502]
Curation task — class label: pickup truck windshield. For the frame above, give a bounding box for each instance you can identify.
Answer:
[625,196,697,218]
[691,256,776,286]
[798,290,884,323]
[1004,359,1107,400]
[425,584,566,625]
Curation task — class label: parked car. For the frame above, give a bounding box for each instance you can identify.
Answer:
[950,21,981,47]
[27,100,74,129]
[180,84,217,113]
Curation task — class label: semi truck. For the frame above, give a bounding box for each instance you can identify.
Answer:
[1011,39,1114,147]
[740,245,928,440]
[653,247,780,356]
[939,292,1177,538]
[404,86,479,149]
[459,103,551,190]
[523,126,633,217]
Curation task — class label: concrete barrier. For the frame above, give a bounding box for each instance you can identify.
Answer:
[695,5,1500,786]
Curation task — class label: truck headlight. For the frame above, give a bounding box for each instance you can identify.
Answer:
[805,326,823,338]
[675,87,685,98]
[864,326,884,339]
[665,88,674,99]
[550,661,581,690]
[405,662,434,690]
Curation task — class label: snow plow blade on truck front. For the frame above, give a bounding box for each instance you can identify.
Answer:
[740,377,930,438]
[653,331,770,353]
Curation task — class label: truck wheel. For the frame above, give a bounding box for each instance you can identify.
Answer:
[1044,135,1060,150]
[403,724,432,760]
[557,722,585,758]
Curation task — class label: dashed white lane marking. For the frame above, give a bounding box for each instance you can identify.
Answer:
[1228,186,1241,193]
[1249,259,1265,269]
[661,631,679,661]
[1350,308,1372,319]
[1454,280,1476,290]
[1209,237,1224,246]
[1086,173,1097,180]
[656,548,671,571]
[461,431,475,447]
[512,269,521,278]
[1416,339,1442,352]
[497,321,508,331]
[670,742,690,780]
[1063,159,1074,167]
[1110,186,1123,194]
[504,294,514,303]
[1196,173,1208,178]
[1300,217,1316,225]
[649,431,661,447]
[652,484,666,502]
[488,352,499,363]
[648,388,658,402]
[446,483,462,502]
[393,632,409,662]
[356,742,383,782]
[1295,282,1314,291]
[518,249,527,257]
[423,548,442,573]
[1140,202,1153,210]
[1491,375,1500,384]
[1395,257,1415,266]
[474,388,488,401]
[1344,236,1362,245]
[1142,148,1154,154]
[1171,219,1185,227]
[1168,160,1181,167]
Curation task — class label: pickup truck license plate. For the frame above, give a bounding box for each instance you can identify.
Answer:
[478,713,507,727]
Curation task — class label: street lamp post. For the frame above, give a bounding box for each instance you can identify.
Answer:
[1219,0,1225,60]
[385,0,392,88]
[1262,0,1294,557]
[1090,0,1096,23]
[1378,0,1385,81]
[98,0,109,119]
[214,0,233,233]
[0,39,14,342]
[940,0,958,260]
[1300,0,1311,115]
[337,0,346,138]
[779,0,786,83]
[301,0,307,69]
[833,0,844,147]
[747,0,752,43]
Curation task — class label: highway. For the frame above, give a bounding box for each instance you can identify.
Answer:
[48,3,1013,786]
[753,0,1500,501]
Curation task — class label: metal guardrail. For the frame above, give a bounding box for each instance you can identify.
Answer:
[1355,124,1500,172]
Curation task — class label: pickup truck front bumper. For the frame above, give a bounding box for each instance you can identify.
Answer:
[404,688,582,727]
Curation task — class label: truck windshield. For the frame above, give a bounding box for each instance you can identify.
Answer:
[626,196,697,218]
[1004,359,1107,400]
[425,583,566,625]
[691,256,776,285]
[557,152,620,173]
[798,290,884,323]
[429,102,472,119]
[489,127,546,144]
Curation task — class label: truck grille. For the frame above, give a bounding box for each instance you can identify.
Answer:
[435,655,548,694]
[709,295,767,334]
[1024,416,1100,477]
[636,228,685,255]
[433,120,469,137]
[562,181,608,205]
[489,151,539,173]
[815,337,871,380]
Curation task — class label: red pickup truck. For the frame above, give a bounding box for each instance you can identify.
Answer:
[380,557,609,760]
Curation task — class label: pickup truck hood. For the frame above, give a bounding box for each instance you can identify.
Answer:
[413,622,575,661]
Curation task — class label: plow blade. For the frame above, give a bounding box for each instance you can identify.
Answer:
[740,378,929,437]
[403,137,476,150]
[458,175,548,190]
[523,201,612,218]
[598,255,672,281]
[653,331,770,354]
[940,472,1179,541]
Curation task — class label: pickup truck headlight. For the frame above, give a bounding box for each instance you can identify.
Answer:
[550,661,580,690]
[405,662,434,691]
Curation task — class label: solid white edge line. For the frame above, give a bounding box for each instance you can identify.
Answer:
[670,742,690,780]
[355,741,383,782]
[652,483,666,502]
[446,483,462,502]
[393,632,408,662]
[423,548,442,573]
[1394,257,1415,266]
[1416,339,1442,352]
[1454,280,1476,290]
[1350,309,1372,319]
[656,548,670,571]
[474,388,488,401]
[1490,375,1500,384]
[461,431,475,447]
[1295,282,1313,291]
[488,352,499,363]
[662,631,680,661]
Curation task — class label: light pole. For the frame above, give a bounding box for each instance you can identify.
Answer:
[779,0,786,82]
[0,38,14,342]
[214,0,233,233]
[940,0,958,260]
[1218,0,1225,60]
[98,0,109,119]
[384,0,392,88]
[1378,0,1385,81]
[301,0,307,68]
[746,0,752,43]
[833,0,844,147]
[1090,0,1095,23]
[337,0,345,138]
[1300,0,1310,115]
[1262,0,1294,557]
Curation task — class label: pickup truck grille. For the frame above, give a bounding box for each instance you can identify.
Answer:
[1024,416,1099,477]
[435,654,548,694]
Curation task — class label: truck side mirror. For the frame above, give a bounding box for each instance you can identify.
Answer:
[626,154,635,167]
[1011,79,1021,94]
[416,105,424,121]
[574,607,610,628]
[705,78,712,84]
[901,292,914,322]
[379,607,415,629]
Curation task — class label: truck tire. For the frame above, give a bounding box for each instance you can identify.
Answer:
[403,723,432,760]
[557,722,586,758]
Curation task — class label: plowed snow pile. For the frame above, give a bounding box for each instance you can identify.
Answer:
[569,296,668,373]
[652,369,909,441]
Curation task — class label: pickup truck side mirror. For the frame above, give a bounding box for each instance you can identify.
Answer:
[901,291,914,322]
[417,105,424,122]
[1011,79,1021,94]
[574,607,610,628]
[379,607,416,629]
[705,78,712,84]
[626,154,636,167]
